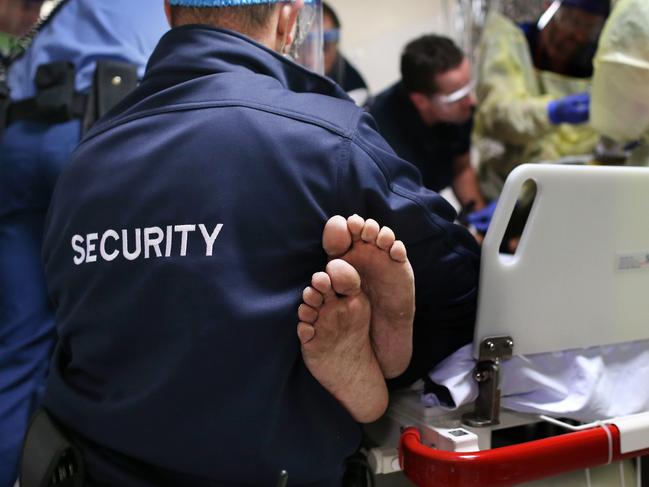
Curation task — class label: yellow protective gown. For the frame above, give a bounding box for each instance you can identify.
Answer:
[591,0,649,165]
[474,11,599,198]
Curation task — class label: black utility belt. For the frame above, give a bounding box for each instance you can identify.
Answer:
[7,91,87,125]
[1,58,138,134]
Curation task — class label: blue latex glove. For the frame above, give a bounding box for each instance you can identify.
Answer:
[547,92,590,125]
[467,201,498,234]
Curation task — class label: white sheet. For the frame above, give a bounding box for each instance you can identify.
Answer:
[419,340,649,422]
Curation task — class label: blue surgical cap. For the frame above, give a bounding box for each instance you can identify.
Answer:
[561,0,610,16]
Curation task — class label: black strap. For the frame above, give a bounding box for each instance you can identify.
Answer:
[7,92,87,125]
[4,61,86,127]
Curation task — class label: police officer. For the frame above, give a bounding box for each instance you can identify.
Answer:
[35,0,479,484]
[0,2,167,486]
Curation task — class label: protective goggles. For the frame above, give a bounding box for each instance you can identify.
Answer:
[432,80,476,105]
[323,28,340,44]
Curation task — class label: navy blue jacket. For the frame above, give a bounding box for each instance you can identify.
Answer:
[42,26,479,486]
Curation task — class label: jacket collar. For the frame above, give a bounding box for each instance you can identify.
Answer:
[144,24,349,100]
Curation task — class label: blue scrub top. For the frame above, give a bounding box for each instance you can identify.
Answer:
[8,0,169,101]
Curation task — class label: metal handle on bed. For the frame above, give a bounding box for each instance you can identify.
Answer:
[462,336,513,428]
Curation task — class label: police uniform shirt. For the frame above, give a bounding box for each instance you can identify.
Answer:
[7,0,168,101]
[369,81,473,193]
[0,4,167,487]
[42,26,479,486]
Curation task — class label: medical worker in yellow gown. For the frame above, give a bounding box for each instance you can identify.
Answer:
[591,0,649,166]
[475,0,610,198]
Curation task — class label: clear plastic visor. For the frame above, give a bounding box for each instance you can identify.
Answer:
[537,1,606,43]
[288,0,324,75]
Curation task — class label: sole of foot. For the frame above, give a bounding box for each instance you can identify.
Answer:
[321,215,415,379]
[297,259,388,423]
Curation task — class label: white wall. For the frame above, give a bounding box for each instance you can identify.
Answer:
[326,0,460,94]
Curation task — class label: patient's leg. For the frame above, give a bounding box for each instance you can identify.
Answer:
[297,259,388,423]
[322,215,414,379]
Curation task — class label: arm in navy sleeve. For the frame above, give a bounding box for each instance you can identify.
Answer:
[339,113,480,388]
[450,118,485,209]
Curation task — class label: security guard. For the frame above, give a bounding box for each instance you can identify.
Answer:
[0,2,167,486]
[474,0,610,199]
[31,0,479,485]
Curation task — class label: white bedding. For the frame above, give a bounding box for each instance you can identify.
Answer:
[420,340,649,422]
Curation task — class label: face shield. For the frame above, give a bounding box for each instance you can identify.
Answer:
[489,0,546,24]
[168,0,323,74]
[287,0,324,75]
[536,0,609,75]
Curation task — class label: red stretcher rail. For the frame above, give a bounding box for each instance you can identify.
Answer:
[400,425,649,487]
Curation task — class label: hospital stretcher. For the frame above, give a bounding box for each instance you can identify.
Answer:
[365,164,649,486]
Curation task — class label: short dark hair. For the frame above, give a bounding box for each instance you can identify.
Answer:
[400,34,465,94]
[169,4,279,34]
[322,2,340,29]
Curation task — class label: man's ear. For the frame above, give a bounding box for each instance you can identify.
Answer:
[409,92,429,112]
[164,0,173,27]
[276,0,304,53]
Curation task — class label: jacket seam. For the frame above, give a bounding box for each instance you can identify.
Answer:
[350,127,479,262]
[350,129,446,233]
[81,99,357,146]
[335,137,352,212]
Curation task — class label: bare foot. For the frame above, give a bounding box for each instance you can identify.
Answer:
[322,215,414,379]
[297,259,388,423]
